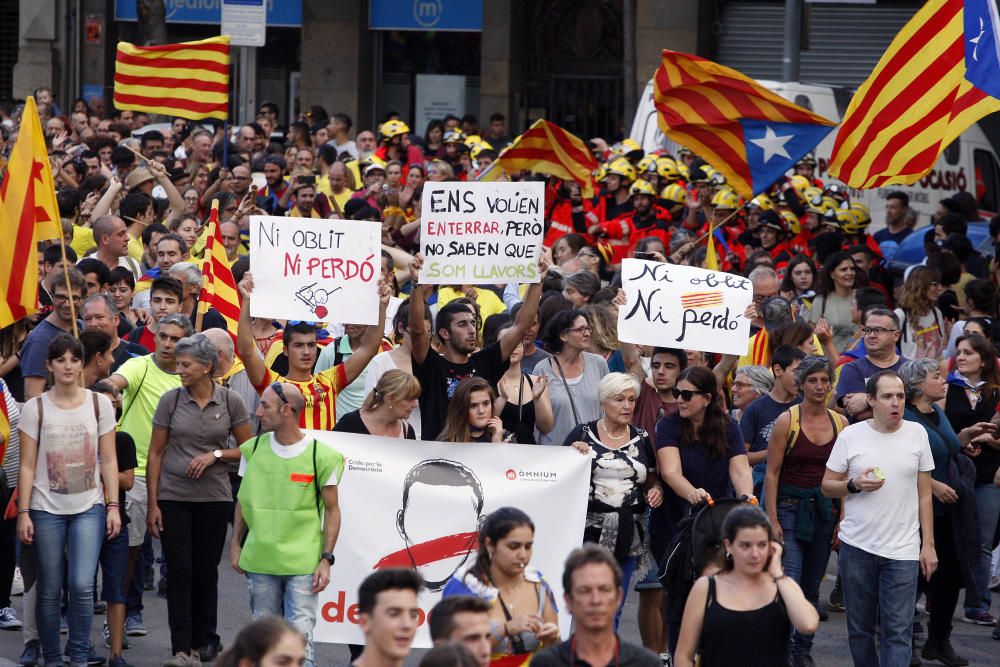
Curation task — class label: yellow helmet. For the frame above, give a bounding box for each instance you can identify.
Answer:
[850,202,872,225]
[469,141,491,160]
[790,174,811,194]
[442,128,466,144]
[677,163,690,181]
[780,210,801,235]
[711,189,742,211]
[379,120,410,141]
[636,155,657,174]
[657,156,680,182]
[710,170,727,187]
[629,179,657,197]
[807,194,838,215]
[660,183,687,205]
[614,138,643,160]
[464,134,483,147]
[803,186,823,202]
[605,157,637,183]
[749,194,775,211]
[593,165,607,183]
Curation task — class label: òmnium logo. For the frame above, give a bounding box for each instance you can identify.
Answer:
[505,468,558,483]
[346,458,383,473]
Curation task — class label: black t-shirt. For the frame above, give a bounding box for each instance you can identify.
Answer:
[333,409,415,440]
[115,431,138,527]
[116,312,133,339]
[413,343,508,440]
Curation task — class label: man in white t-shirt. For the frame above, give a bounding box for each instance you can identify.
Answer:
[822,370,937,667]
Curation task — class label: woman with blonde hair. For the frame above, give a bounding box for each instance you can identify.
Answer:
[333,369,420,439]
[582,304,625,373]
[438,377,508,443]
[895,265,945,359]
[427,159,454,182]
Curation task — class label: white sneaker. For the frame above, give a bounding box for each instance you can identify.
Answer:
[0,606,22,629]
[11,567,23,596]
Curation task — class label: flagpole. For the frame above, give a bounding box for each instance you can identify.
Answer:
[692,203,749,245]
[56,235,79,339]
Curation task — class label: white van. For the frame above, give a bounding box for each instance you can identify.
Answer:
[629,80,1000,230]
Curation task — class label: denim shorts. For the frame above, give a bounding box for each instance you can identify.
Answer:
[100,530,130,604]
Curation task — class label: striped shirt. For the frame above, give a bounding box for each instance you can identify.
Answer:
[254,364,348,431]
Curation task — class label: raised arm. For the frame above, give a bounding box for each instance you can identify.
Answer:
[91,175,124,220]
[146,159,185,221]
[498,251,550,360]
[408,255,432,365]
[342,282,391,386]
[236,273,268,388]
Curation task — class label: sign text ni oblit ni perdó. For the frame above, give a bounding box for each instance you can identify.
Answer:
[248,216,381,324]
[420,181,545,285]
[617,259,754,356]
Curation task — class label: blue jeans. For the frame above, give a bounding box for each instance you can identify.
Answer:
[964,484,1000,616]
[839,542,919,667]
[614,556,637,632]
[247,573,318,667]
[776,501,835,657]
[31,505,105,665]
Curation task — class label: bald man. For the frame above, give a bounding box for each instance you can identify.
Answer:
[231,382,344,666]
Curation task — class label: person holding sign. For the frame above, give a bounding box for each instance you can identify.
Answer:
[408,254,548,441]
[654,365,754,651]
[236,272,392,431]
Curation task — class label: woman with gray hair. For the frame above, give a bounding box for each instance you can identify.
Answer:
[564,372,663,629]
[899,358,997,665]
[562,270,601,308]
[145,333,254,667]
[730,365,774,421]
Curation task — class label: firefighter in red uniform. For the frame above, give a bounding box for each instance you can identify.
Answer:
[795,153,824,188]
[705,189,747,273]
[543,180,595,248]
[758,210,793,270]
[589,179,673,266]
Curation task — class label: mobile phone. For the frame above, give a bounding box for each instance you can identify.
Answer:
[634,251,655,260]
[299,174,315,186]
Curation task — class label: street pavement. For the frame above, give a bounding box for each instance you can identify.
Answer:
[0,532,997,666]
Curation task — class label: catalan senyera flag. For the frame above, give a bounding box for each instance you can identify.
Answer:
[197,206,241,335]
[0,96,62,327]
[493,119,598,197]
[829,0,1000,188]
[653,51,836,200]
[114,36,230,121]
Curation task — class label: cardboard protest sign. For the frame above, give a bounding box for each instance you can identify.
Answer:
[311,430,590,647]
[248,215,381,324]
[420,181,544,284]
[617,258,754,356]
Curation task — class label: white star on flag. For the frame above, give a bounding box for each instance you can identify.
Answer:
[750,126,794,163]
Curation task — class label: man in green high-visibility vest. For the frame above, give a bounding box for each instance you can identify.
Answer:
[231,382,344,666]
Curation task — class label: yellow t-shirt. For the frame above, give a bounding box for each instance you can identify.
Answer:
[437,286,508,336]
[70,225,96,257]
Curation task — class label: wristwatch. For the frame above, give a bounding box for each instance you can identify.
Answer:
[212,449,223,461]
[320,552,336,565]
[846,478,861,494]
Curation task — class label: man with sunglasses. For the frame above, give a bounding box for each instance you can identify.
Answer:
[236,272,392,431]
[231,382,343,667]
[20,268,86,400]
[836,308,907,423]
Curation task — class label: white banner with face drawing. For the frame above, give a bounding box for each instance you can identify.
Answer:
[305,431,590,648]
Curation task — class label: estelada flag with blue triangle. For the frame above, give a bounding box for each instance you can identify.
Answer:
[652,50,836,200]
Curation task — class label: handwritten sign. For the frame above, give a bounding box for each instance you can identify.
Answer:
[420,181,544,285]
[249,215,381,324]
[617,258,754,356]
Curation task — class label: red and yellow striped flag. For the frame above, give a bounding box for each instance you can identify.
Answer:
[829,0,1000,188]
[114,36,230,121]
[494,119,598,197]
[0,96,61,327]
[198,206,241,334]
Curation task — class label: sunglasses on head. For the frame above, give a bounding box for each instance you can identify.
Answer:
[270,382,298,412]
[670,388,707,402]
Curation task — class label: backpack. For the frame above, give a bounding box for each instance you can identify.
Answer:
[784,403,844,455]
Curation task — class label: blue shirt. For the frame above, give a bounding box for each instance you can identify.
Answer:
[19,319,79,379]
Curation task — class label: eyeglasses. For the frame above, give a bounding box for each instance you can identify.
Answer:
[670,388,707,402]
[752,293,777,304]
[52,294,83,305]
[565,325,592,335]
[862,326,899,336]
[287,320,317,327]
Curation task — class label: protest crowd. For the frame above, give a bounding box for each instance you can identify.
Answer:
[2,38,1000,667]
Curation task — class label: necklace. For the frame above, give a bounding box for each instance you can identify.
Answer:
[601,418,629,440]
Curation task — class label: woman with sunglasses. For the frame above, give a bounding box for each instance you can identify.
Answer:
[533,310,610,446]
[145,334,253,667]
[895,265,945,360]
[564,372,662,628]
[334,369,420,439]
[654,365,754,650]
